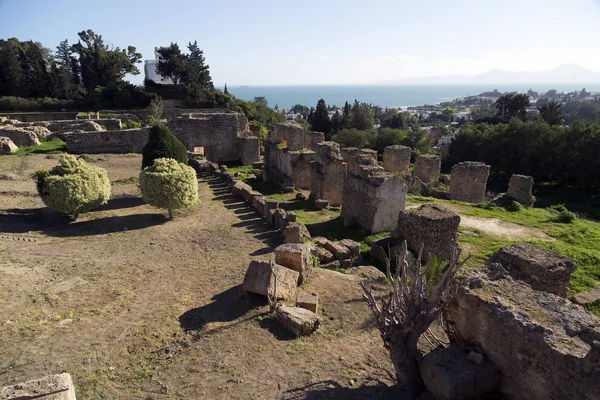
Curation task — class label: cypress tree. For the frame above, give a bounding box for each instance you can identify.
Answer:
[142,125,189,169]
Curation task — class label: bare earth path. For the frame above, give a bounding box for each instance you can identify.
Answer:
[0,154,397,399]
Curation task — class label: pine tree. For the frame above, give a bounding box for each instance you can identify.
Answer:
[311,98,332,135]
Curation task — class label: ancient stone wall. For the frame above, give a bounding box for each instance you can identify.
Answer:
[239,134,260,165]
[341,159,408,233]
[306,131,325,151]
[341,147,378,175]
[392,204,460,261]
[446,268,600,400]
[63,128,148,153]
[507,174,534,206]
[0,111,79,122]
[487,244,576,297]
[449,161,490,203]
[310,142,347,206]
[271,122,305,151]
[414,154,441,185]
[382,145,411,173]
[167,112,249,163]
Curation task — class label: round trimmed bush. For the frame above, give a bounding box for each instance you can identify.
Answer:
[139,158,198,218]
[33,154,111,219]
[141,124,188,169]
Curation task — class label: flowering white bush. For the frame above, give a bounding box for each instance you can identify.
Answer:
[33,154,111,219]
[139,158,198,218]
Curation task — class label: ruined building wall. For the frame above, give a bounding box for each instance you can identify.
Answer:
[449,161,491,203]
[310,142,347,206]
[447,269,600,400]
[506,174,534,206]
[382,145,411,173]
[167,112,249,163]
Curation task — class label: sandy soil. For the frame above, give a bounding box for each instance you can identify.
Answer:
[459,216,553,241]
[0,154,406,399]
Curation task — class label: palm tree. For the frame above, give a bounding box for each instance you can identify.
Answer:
[538,100,564,126]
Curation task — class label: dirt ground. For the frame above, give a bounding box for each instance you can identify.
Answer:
[459,216,553,241]
[0,154,405,399]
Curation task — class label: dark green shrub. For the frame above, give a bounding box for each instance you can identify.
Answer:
[550,204,568,213]
[553,210,577,223]
[141,125,188,169]
[505,200,524,212]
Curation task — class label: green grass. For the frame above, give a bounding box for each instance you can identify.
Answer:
[112,177,138,185]
[15,138,66,155]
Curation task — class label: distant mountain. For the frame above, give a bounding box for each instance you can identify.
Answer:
[389,64,600,84]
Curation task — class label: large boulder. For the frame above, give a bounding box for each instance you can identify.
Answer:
[275,243,313,284]
[243,261,298,300]
[0,136,18,154]
[23,125,52,140]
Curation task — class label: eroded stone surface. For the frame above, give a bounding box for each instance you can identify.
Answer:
[275,305,320,336]
[274,243,313,284]
[243,261,299,300]
[449,161,490,203]
[507,174,534,206]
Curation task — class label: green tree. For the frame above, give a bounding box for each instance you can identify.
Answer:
[351,100,374,130]
[224,83,229,95]
[331,128,375,148]
[0,38,25,97]
[141,125,189,169]
[311,98,332,135]
[538,101,564,126]
[33,155,111,220]
[139,158,199,219]
[156,41,212,89]
[495,93,530,121]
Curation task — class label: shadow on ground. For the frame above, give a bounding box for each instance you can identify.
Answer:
[282,380,404,400]
[179,285,266,335]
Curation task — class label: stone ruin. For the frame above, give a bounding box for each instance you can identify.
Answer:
[506,174,534,206]
[445,266,600,400]
[1,372,77,399]
[382,144,411,173]
[309,142,347,207]
[391,204,460,262]
[449,161,491,203]
[414,154,441,185]
[263,123,325,189]
[487,243,576,297]
[340,147,378,175]
[341,151,408,233]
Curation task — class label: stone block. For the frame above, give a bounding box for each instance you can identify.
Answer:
[283,222,302,244]
[321,260,341,270]
[419,346,501,400]
[0,373,77,400]
[449,161,490,203]
[324,240,352,260]
[272,208,288,230]
[446,268,600,400]
[0,136,18,154]
[243,261,298,300]
[239,135,260,165]
[314,199,329,209]
[382,145,411,173]
[392,204,460,262]
[263,199,279,218]
[316,247,334,264]
[275,243,313,284]
[414,154,441,185]
[286,211,297,222]
[487,243,576,297]
[345,265,387,283]
[254,196,266,216]
[296,291,319,313]
[507,174,534,206]
[572,286,600,307]
[275,305,320,336]
[340,239,361,258]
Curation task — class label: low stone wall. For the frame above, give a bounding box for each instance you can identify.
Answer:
[449,161,490,203]
[446,268,600,400]
[0,111,79,122]
[392,204,460,262]
[414,154,441,185]
[63,128,148,153]
[507,174,534,206]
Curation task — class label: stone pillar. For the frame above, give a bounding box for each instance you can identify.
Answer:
[414,154,441,185]
[449,161,490,203]
[506,174,534,206]
[239,135,260,165]
[391,204,460,262]
[310,142,347,207]
[383,145,411,173]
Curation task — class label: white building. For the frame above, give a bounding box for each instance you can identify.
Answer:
[144,51,174,84]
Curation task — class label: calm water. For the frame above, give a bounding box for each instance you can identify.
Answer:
[227,84,600,109]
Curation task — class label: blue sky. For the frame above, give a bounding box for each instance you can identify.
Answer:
[1,0,599,85]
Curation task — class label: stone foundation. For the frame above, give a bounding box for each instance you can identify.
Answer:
[414,154,441,185]
[63,128,148,153]
[391,204,460,261]
[486,243,576,297]
[309,142,347,206]
[449,161,490,203]
[382,145,411,173]
[446,268,600,400]
[507,174,534,206]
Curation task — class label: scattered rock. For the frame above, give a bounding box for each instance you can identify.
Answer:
[295,192,306,201]
[316,247,334,264]
[314,199,329,210]
[346,265,386,283]
[275,305,320,336]
[313,236,329,247]
[340,239,361,258]
[296,291,319,313]
[275,243,313,284]
[0,136,18,154]
[324,240,351,260]
[243,261,298,300]
[320,260,341,270]
[571,285,600,307]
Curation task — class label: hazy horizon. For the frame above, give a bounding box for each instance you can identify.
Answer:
[1,0,599,86]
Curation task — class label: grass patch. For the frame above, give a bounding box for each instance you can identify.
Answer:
[15,138,66,155]
[112,177,138,185]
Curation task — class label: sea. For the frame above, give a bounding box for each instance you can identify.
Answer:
[226,84,600,109]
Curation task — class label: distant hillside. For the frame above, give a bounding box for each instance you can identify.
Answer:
[390,64,600,85]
